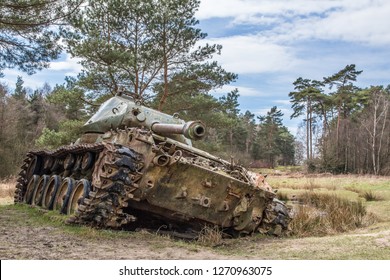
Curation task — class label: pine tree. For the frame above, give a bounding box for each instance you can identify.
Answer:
[63,0,232,105]
[0,0,83,76]
[323,64,362,172]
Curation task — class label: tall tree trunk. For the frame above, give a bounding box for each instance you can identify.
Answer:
[158,53,169,111]
[229,128,234,155]
[309,97,313,160]
[376,93,389,174]
[345,123,349,173]
[0,95,4,140]
[158,21,169,111]
[306,103,310,161]
[336,103,341,162]
[134,21,139,96]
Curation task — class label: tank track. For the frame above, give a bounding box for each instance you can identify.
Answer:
[68,143,144,228]
[14,143,144,229]
[258,199,291,236]
[14,143,104,204]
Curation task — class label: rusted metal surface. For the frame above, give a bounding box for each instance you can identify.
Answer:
[15,94,291,236]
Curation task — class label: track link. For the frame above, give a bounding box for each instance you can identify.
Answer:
[68,143,144,228]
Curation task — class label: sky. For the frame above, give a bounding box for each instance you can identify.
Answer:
[2,0,390,135]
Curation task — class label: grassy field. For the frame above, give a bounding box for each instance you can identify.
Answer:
[265,173,390,222]
[1,174,390,259]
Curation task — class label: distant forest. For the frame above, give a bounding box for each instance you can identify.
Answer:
[290,64,390,175]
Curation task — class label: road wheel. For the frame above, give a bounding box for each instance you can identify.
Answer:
[23,175,39,204]
[53,177,75,214]
[81,152,94,172]
[26,156,42,181]
[31,175,50,206]
[42,175,61,210]
[67,179,91,215]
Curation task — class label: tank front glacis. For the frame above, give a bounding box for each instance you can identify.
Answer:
[14,94,291,237]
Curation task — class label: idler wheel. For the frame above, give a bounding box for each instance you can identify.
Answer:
[42,175,61,210]
[23,175,40,204]
[31,175,50,206]
[67,179,91,215]
[53,177,75,214]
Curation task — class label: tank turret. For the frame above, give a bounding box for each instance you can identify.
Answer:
[82,94,205,145]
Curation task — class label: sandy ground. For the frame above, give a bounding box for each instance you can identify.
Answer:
[0,206,238,260]
[0,181,239,260]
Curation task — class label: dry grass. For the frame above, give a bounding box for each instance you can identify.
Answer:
[345,186,362,194]
[276,191,289,202]
[270,177,338,191]
[290,192,377,237]
[268,174,390,192]
[197,225,223,247]
[359,190,384,201]
[345,187,384,201]
[0,177,16,205]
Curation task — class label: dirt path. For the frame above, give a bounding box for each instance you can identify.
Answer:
[0,206,233,260]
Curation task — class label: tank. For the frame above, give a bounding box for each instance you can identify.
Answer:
[14,92,291,237]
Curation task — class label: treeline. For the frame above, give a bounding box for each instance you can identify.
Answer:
[0,77,85,177]
[0,76,295,178]
[290,64,390,175]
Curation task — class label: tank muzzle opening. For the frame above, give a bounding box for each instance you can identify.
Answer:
[194,125,206,138]
[184,121,206,140]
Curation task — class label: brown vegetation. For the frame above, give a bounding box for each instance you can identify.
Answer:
[197,225,223,247]
[359,191,384,202]
[0,178,15,205]
[290,192,377,237]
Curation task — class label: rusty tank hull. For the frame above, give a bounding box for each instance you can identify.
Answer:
[14,94,290,236]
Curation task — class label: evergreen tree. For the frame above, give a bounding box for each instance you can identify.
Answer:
[254,106,294,168]
[63,0,231,106]
[323,64,363,172]
[13,76,27,100]
[0,0,83,76]
[289,78,324,160]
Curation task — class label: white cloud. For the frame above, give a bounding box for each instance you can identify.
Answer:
[198,0,390,46]
[207,35,298,74]
[287,125,298,136]
[274,99,291,106]
[252,106,292,116]
[268,2,390,46]
[198,0,390,83]
[2,53,82,89]
[251,108,270,116]
[197,0,344,21]
[212,84,265,97]
[49,55,82,75]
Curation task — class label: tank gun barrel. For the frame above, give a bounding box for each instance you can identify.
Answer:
[151,121,206,140]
